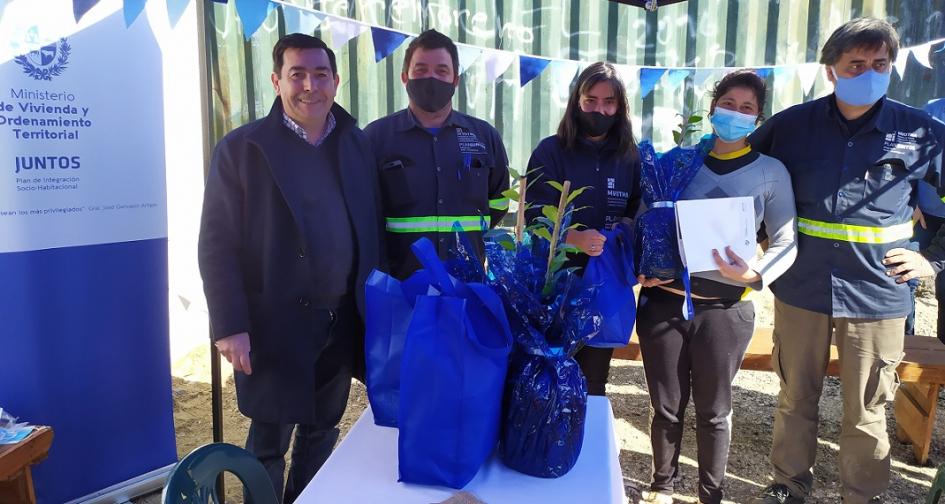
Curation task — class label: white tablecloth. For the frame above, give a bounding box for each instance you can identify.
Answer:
[296,396,626,504]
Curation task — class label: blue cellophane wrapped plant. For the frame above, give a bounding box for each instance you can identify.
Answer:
[468,179,602,478]
[635,135,714,279]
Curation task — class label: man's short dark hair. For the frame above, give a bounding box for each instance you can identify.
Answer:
[272,33,337,76]
[710,69,768,119]
[820,17,900,66]
[402,29,459,76]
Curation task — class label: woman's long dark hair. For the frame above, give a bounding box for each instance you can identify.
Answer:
[556,62,638,161]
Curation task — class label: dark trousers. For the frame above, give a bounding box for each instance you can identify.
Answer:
[575,346,615,396]
[244,305,357,504]
[636,288,754,504]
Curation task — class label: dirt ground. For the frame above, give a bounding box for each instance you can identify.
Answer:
[153,284,943,503]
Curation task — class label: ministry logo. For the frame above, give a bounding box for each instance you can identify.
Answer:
[14,37,71,81]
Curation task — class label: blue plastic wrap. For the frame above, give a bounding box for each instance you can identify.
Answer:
[484,228,602,478]
[501,353,586,477]
[635,136,714,279]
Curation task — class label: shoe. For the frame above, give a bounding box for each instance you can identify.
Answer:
[757,484,804,503]
[640,490,673,504]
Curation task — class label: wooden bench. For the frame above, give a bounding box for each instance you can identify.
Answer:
[0,426,53,504]
[613,328,945,464]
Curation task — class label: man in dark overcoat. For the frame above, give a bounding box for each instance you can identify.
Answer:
[198,33,381,503]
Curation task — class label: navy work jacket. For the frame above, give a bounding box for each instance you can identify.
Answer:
[750,95,945,318]
[365,108,510,279]
[525,135,642,270]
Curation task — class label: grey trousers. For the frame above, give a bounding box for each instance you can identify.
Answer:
[769,299,905,503]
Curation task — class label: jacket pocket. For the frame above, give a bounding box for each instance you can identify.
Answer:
[463,155,492,209]
[863,159,909,217]
[380,157,418,212]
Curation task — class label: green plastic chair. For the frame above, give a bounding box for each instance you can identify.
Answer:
[928,463,945,504]
[162,443,279,504]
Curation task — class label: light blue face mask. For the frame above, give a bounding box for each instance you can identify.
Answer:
[832,67,890,107]
[710,107,758,142]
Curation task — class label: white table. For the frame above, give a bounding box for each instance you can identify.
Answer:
[296,396,626,504]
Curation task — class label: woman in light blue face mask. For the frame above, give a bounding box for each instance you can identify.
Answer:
[637,69,797,504]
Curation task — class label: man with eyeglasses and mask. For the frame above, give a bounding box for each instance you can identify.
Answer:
[365,29,509,280]
[749,18,945,504]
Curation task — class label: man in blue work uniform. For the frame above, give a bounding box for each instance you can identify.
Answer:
[364,30,510,279]
[750,18,945,504]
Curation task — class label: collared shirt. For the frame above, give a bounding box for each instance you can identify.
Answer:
[750,95,945,318]
[364,108,510,280]
[282,111,336,147]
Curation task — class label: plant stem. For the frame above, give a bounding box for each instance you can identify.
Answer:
[514,176,527,244]
[546,180,571,275]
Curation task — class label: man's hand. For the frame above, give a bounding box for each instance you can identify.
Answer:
[883,248,936,283]
[566,229,607,256]
[637,274,674,288]
[215,332,253,375]
[713,246,761,284]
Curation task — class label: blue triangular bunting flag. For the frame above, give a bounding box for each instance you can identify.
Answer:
[754,67,773,79]
[519,55,551,87]
[639,68,667,98]
[73,0,100,22]
[167,0,189,27]
[123,0,147,26]
[283,4,323,34]
[664,69,690,91]
[236,0,270,40]
[371,26,409,63]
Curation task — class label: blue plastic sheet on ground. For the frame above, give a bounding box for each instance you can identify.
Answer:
[397,237,512,489]
[584,223,637,348]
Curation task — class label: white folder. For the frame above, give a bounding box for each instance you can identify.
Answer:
[675,197,755,274]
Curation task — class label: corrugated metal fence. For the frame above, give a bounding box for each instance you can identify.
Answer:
[204,0,945,169]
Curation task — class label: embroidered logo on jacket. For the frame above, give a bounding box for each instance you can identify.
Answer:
[457,128,487,155]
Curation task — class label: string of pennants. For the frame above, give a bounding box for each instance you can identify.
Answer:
[76,0,945,98]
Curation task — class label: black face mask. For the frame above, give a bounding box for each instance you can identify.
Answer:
[406,77,456,113]
[577,111,616,137]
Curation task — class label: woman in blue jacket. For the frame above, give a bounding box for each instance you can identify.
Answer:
[525,61,642,396]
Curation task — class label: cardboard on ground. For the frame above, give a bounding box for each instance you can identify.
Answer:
[675,197,755,274]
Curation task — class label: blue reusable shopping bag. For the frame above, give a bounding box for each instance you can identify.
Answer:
[364,270,408,427]
[363,268,435,427]
[397,238,513,489]
[584,224,637,348]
